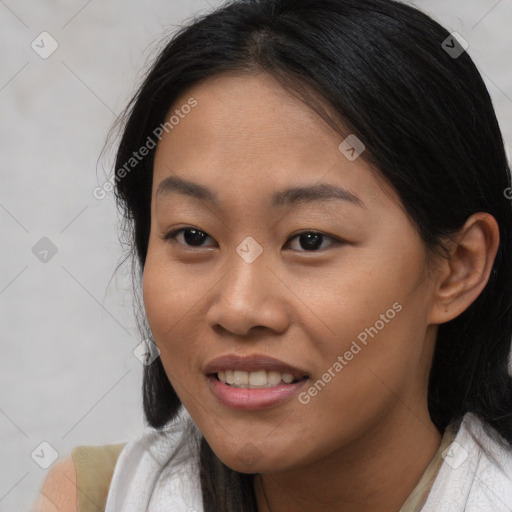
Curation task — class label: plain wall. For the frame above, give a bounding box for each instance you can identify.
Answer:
[1,0,511,509]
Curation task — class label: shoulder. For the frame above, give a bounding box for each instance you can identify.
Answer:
[71,442,126,471]
[422,413,512,511]
[31,443,128,512]
[461,412,512,471]
[72,443,127,512]
[31,456,78,512]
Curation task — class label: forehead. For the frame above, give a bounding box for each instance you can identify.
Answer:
[155,72,338,161]
[152,72,397,212]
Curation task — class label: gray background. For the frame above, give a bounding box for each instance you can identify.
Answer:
[1,0,511,509]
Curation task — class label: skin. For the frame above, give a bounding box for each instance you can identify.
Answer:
[142,71,499,512]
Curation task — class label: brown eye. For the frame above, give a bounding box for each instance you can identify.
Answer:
[287,231,339,252]
[162,227,215,247]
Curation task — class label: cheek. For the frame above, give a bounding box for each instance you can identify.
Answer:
[142,254,168,335]
[310,244,424,361]
[142,241,194,335]
[142,250,195,368]
[299,240,431,416]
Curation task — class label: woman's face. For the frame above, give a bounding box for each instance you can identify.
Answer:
[143,71,440,473]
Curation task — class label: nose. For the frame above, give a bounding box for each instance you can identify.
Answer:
[205,246,290,337]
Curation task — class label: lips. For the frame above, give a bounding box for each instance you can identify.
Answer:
[204,353,309,381]
[204,354,310,410]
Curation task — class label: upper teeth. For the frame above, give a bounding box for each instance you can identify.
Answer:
[217,369,299,388]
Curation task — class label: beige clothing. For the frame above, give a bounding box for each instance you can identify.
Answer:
[71,426,455,512]
[70,443,126,512]
[399,424,457,512]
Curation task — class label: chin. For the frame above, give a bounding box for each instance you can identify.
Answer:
[210,445,297,475]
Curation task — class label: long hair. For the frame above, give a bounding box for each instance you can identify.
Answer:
[110,1,512,509]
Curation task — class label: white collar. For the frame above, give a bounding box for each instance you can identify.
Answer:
[421,412,512,511]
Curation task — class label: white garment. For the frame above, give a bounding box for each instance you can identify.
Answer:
[104,407,204,512]
[421,412,512,511]
[104,408,512,512]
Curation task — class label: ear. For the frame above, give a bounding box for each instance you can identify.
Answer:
[427,212,500,325]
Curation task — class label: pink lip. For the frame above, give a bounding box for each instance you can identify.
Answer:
[206,374,308,410]
[204,353,309,410]
[203,353,309,381]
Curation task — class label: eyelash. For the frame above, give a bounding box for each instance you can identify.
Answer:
[160,226,341,252]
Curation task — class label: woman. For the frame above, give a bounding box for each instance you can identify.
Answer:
[33,0,512,510]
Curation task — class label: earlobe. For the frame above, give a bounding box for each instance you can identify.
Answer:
[427,212,500,325]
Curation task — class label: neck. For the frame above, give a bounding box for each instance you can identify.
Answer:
[254,404,442,512]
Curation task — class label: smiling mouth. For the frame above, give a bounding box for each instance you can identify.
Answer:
[212,369,308,389]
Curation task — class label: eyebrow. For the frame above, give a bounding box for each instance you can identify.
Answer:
[156,175,365,209]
